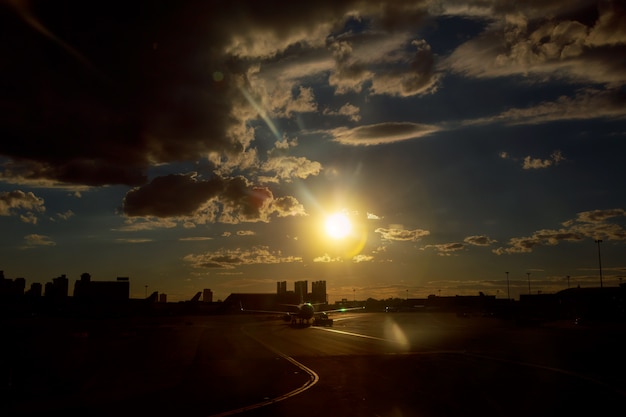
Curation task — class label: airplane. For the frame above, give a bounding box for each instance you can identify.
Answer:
[240,299,364,326]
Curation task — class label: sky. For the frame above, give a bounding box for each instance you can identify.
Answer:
[1,0,625,303]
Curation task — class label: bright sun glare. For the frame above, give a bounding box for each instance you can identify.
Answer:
[325,212,352,239]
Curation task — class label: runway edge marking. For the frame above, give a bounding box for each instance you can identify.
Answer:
[313,326,405,344]
[207,324,320,417]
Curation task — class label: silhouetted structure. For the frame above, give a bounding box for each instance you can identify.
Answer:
[0,271,25,299]
[311,280,327,303]
[2,268,624,321]
[294,280,308,300]
[73,273,129,302]
[556,284,626,321]
[25,282,42,297]
[225,293,279,312]
[45,274,69,298]
[379,293,497,314]
[226,280,330,313]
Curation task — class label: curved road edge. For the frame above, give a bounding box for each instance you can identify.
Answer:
[207,324,320,417]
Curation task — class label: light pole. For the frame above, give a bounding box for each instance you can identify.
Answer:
[526,272,531,295]
[505,271,510,301]
[595,239,603,288]
[566,275,570,289]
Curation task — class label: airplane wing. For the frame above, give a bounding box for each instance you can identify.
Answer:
[239,302,295,315]
[316,306,365,314]
[279,302,324,308]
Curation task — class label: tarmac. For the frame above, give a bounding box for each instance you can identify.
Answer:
[2,312,624,416]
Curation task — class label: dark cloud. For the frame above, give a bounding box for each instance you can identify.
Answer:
[123,174,224,218]
[0,1,249,186]
[0,0,441,188]
[122,173,306,223]
[2,0,623,190]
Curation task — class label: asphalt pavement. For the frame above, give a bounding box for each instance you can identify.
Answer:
[2,313,624,416]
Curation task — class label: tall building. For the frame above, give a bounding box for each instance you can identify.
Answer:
[45,274,69,298]
[0,273,25,298]
[203,288,213,303]
[311,280,327,303]
[277,281,287,295]
[26,282,42,297]
[294,280,308,301]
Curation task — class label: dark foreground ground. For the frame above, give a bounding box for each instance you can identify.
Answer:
[1,312,624,417]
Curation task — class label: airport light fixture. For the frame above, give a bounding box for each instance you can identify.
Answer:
[505,271,510,301]
[595,239,603,288]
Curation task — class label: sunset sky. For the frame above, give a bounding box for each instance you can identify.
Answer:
[1,0,625,302]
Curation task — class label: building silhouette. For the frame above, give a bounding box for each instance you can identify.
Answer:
[294,280,308,300]
[203,288,213,303]
[73,273,129,302]
[45,274,68,298]
[0,271,25,298]
[311,280,327,303]
[25,282,42,297]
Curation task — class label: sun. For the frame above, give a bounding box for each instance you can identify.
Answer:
[325,212,352,239]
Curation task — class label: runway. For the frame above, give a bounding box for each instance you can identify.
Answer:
[235,313,626,417]
[2,312,625,416]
